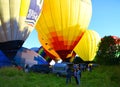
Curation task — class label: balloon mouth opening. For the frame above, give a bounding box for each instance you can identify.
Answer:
[0,40,24,60]
[56,50,73,61]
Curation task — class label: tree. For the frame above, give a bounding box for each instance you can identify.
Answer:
[96,36,120,65]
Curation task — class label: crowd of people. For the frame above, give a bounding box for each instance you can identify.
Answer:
[66,64,81,85]
[66,63,93,85]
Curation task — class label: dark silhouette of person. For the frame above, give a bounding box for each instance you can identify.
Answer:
[74,68,78,84]
[74,67,81,85]
[66,65,72,84]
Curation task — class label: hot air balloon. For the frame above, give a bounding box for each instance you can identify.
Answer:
[0,0,43,61]
[74,30,101,61]
[38,46,52,63]
[14,47,48,68]
[35,0,92,61]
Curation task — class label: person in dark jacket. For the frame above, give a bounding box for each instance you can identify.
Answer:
[76,67,81,85]
[66,66,72,84]
[74,66,82,85]
[74,68,78,84]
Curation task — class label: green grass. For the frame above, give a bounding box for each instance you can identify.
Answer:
[0,65,120,87]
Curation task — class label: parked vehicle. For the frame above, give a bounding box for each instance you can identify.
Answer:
[29,64,52,73]
[52,62,73,76]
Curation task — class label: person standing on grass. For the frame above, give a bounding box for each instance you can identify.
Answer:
[66,65,72,84]
[76,67,81,85]
[74,68,78,84]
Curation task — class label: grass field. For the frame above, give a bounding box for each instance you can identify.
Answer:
[0,65,120,87]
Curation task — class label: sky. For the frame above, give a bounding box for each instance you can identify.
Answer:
[23,0,120,49]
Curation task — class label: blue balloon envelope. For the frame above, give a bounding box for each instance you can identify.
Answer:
[0,50,12,67]
[14,47,48,68]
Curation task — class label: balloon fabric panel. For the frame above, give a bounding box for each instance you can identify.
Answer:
[38,33,61,61]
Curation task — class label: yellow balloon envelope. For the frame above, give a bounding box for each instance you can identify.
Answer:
[36,0,92,61]
[74,30,101,61]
